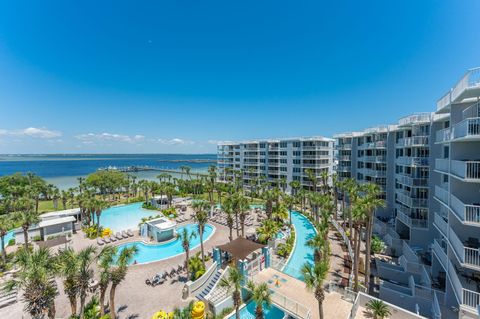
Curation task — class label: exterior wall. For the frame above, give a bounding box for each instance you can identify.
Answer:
[43,222,73,239]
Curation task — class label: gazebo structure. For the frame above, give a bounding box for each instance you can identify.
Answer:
[213,237,270,281]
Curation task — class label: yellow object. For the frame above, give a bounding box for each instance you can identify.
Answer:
[168,312,174,319]
[102,228,113,237]
[191,301,205,319]
[275,279,280,287]
[151,311,168,319]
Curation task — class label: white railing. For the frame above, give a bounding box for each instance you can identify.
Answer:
[462,101,480,120]
[397,157,429,167]
[435,158,449,173]
[396,173,428,187]
[398,113,432,126]
[397,136,429,147]
[450,193,480,226]
[447,259,480,310]
[434,213,448,236]
[435,127,451,143]
[434,185,449,206]
[432,239,448,268]
[184,261,218,297]
[451,67,480,102]
[403,241,420,263]
[453,118,480,139]
[463,289,480,310]
[396,193,428,208]
[437,91,452,111]
[451,160,480,180]
[270,290,311,319]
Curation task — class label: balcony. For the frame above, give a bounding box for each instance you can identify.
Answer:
[432,239,448,269]
[396,136,429,147]
[437,67,480,112]
[450,194,480,226]
[396,209,428,229]
[398,113,432,126]
[435,158,449,173]
[451,160,480,181]
[435,127,452,143]
[434,185,449,206]
[395,173,428,187]
[452,118,480,141]
[362,155,387,163]
[396,156,429,167]
[433,212,448,237]
[447,259,480,311]
[358,140,387,149]
[336,143,352,150]
[337,166,351,172]
[449,227,480,270]
[337,155,351,161]
[395,192,428,208]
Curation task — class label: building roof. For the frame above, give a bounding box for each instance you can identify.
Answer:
[217,237,265,260]
[146,217,176,230]
[40,208,80,219]
[217,136,334,145]
[38,216,76,228]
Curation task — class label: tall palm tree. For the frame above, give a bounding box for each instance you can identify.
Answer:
[4,247,58,319]
[77,246,98,318]
[366,299,391,319]
[306,169,317,193]
[109,245,138,319]
[301,260,329,319]
[14,197,39,250]
[192,201,209,266]
[219,267,244,319]
[256,220,279,244]
[361,183,385,291]
[0,213,13,262]
[236,194,250,237]
[247,281,272,319]
[57,247,80,317]
[223,195,235,241]
[97,246,115,316]
[177,228,196,276]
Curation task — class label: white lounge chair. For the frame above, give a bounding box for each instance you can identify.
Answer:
[121,231,129,239]
[115,232,123,240]
[127,229,134,237]
[103,236,111,244]
[97,238,104,245]
[110,235,117,242]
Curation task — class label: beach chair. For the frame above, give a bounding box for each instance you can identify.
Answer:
[121,231,129,239]
[103,236,111,244]
[110,235,117,242]
[97,238,104,246]
[127,229,134,237]
[115,232,123,240]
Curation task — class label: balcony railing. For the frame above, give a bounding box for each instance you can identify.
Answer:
[433,212,448,236]
[395,174,428,187]
[451,160,480,180]
[452,118,480,140]
[336,143,352,149]
[450,194,480,226]
[449,226,480,268]
[432,239,448,269]
[396,193,428,208]
[435,158,449,173]
[396,136,429,147]
[434,185,449,206]
[435,127,451,143]
[398,113,432,126]
[396,157,429,167]
[437,67,480,111]
[396,210,428,229]
[462,101,480,120]
[337,166,351,172]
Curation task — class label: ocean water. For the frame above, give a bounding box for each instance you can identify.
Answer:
[0,154,216,189]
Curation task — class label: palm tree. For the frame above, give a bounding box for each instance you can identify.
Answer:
[366,299,391,319]
[77,246,98,318]
[305,168,317,192]
[219,267,244,319]
[14,197,39,250]
[361,183,385,291]
[97,245,115,316]
[256,220,279,244]
[3,247,58,319]
[57,247,80,317]
[177,228,196,276]
[236,194,250,237]
[109,245,138,319]
[306,232,329,263]
[192,201,209,266]
[246,281,272,319]
[301,260,329,319]
[223,194,236,241]
[0,213,13,262]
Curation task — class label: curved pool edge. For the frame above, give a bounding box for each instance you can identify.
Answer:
[117,223,217,266]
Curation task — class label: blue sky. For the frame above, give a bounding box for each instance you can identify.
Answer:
[0,1,479,154]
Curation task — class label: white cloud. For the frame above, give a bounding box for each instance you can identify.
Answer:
[158,138,194,145]
[0,127,62,139]
[75,132,145,144]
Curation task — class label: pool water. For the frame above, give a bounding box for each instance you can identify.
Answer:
[282,211,316,280]
[2,230,14,248]
[227,300,285,319]
[100,202,157,232]
[117,223,215,264]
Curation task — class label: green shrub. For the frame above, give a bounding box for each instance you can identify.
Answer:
[32,235,42,242]
[162,207,177,218]
[371,236,385,254]
[7,238,15,246]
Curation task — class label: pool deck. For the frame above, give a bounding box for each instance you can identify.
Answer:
[253,268,353,319]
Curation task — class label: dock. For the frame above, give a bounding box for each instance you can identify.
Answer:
[97,165,208,177]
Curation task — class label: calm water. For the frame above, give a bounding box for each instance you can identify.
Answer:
[99,202,157,232]
[283,211,316,280]
[0,154,216,189]
[117,223,215,264]
[227,301,285,319]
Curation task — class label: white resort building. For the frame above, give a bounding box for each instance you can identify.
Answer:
[335,67,480,319]
[217,137,334,193]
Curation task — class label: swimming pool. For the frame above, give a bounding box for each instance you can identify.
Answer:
[282,211,316,280]
[2,230,14,248]
[227,300,285,319]
[116,223,215,264]
[100,202,157,232]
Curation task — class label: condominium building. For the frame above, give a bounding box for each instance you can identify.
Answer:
[217,137,334,192]
[335,67,480,318]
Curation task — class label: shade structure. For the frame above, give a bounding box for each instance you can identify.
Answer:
[216,237,266,260]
